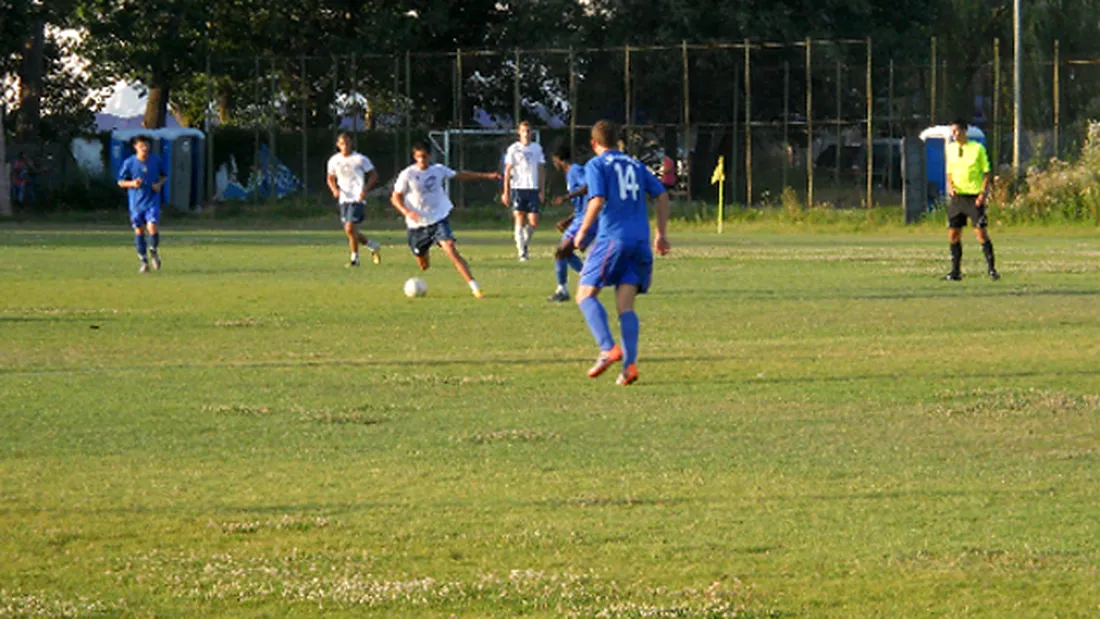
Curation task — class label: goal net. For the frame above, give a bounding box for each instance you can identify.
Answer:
[427,128,540,206]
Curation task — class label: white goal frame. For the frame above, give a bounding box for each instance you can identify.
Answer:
[427,128,540,198]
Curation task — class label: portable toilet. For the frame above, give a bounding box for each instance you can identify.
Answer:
[158,128,205,209]
[919,125,986,198]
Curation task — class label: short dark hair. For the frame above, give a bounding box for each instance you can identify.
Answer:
[411,141,430,154]
[131,135,152,146]
[337,132,352,142]
[951,118,970,130]
[591,120,618,148]
[553,145,571,161]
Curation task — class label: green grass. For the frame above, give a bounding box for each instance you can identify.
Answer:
[1,221,1098,617]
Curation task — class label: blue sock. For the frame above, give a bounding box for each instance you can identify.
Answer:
[579,297,616,351]
[567,254,584,273]
[149,232,160,253]
[619,311,640,366]
[555,259,569,287]
[134,233,147,260]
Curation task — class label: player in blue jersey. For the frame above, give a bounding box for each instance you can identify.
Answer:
[547,145,591,302]
[573,120,671,386]
[117,135,167,273]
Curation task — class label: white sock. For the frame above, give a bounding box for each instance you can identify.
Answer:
[351,251,359,262]
[468,280,480,292]
[366,239,379,251]
[514,225,525,254]
[556,284,567,294]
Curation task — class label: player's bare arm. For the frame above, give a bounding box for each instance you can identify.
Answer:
[327,174,340,199]
[575,196,605,249]
[946,173,955,198]
[152,174,167,193]
[390,191,421,222]
[976,172,992,206]
[455,171,501,182]
[653,192,671,256]
[119,178,141,189]
[361,169,379,200]
[501,163,513,206]
[539,163,547,203]
[554,184,588,206]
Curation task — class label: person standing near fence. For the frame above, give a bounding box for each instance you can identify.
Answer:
[327,132,381,268]
[502,121,546,261]
[944,118,998,281]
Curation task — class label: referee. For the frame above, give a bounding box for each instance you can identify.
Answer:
[944,118,999,281]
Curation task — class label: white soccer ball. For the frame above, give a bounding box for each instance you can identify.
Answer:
[404,277,427,298]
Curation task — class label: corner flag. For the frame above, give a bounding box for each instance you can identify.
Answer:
[710,156,726,185]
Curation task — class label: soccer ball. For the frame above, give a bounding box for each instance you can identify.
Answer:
[404,277,427,298]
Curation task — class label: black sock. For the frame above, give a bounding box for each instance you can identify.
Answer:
[982,240,995,272]
[950,242,962,275]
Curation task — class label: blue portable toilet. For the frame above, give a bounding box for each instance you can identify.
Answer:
[919,125,986,199]
[109,128,205,209]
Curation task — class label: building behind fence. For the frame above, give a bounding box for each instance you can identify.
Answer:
[3,37,1098,211]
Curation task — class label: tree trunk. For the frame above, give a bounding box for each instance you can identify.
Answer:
[143,82,171,128]
[16,18,45,143]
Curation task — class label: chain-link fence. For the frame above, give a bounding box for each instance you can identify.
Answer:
[4,38,1100,210]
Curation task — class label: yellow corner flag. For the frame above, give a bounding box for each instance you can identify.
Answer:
[710,156,726,185]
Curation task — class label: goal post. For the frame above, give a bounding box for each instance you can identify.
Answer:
[427,128,540,206]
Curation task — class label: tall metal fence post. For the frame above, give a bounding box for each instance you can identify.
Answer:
[205,53,213,205]
[744,40,752,206]
[806,38,814,207]
[254,57,261,174]
[331,56,339,147]
[887,58,894,191]
[930,37,937,125]
[404,50,411,158]
[268,59,277,204]
[624,44,632,148]
[834,52,841,203]
[1,105,10,217]
[455,49,464,207]
[1053,39,1060,159]
[866,38,873,208]
[513,48,521,126]
[731,59,740,204]
[568,46,576,160]
[300,56,308,194]
[993,39,1000,169]
[350,52,357,145]
[393,54,400,172]
[782,60,790,190]
[681,41,689,200]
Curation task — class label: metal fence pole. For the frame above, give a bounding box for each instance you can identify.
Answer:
[744,40,752,206]
[569,46,576,159]
[624,45,631,147]
[254,57,261,174]
[681,41,689,200]
[806,38,814,207]
[269,59,277,204]
[782,60,790,190]
[866,37,873,208]
[732,60,740,204]
[350,52,357,145]
[993,38,1000,168]
[513,48,521,126]
[930,37,937,124]
[834,53,841,203]
[332,56,339,147]
[393,53,400,171]
[404,50,411,157]
[887,58,894,191]
[205,53,213,204]
[455,49,464,207]
[1053,39,1060,159]
[300,56,308,194]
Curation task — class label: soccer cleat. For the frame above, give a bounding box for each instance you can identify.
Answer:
[150,253,161,271]
[368,241,382,265]
[988,269,1001,281]
[587,345,623,378]
[942,272,962,281]
[138,261,149,274]
[547,289,570,302]
[616,364,639,386]
[472,288,486,300]
[346,258,360,268]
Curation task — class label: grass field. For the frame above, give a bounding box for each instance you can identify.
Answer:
[1,221,1098,617]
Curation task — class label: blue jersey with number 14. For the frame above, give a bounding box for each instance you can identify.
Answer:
[584,150,666,243]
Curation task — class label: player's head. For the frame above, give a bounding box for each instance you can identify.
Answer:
[411,141,432,169]
[518,121,532,144]
[336,132,353,155]
[552,144,572,171]
[132,135,152,158]
[590,120,618,155]
[951,118,970,145]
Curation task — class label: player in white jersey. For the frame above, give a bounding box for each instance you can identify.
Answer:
[390,142,501,299]
[326,133,381,267]
[501,121,546,261]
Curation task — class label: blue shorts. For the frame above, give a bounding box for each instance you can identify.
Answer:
[407,218,456,257]
[510,189,541,213]
[129,206,160,228]
[340,202,366,224]
[562,220,595,252]
[580,237,653,294]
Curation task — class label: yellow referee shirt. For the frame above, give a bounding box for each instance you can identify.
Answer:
[946,141,991,195]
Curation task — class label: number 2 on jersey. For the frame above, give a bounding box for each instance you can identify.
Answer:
[614,163,640,201]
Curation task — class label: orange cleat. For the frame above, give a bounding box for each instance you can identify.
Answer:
[587,345,622,378]
[616,364,639,386]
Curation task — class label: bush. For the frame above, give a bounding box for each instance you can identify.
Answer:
[999,121,1100,225]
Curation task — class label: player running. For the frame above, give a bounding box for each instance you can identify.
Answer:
[390,142,501,299]
[547,145,591,302]
[502,121,546,261]
[327,133,381,267]
[117,135,167,273]
[574,120,671,386]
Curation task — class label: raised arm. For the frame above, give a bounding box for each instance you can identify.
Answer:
[456,170,501,182]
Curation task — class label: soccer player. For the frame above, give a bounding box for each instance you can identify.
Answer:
[390,142,501,299]
[547,145,590,302]
[944,118,998,281]
[117,135,167,273]
[574,120,671,386]
[501,121,546,261]
[327,133,381,267]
